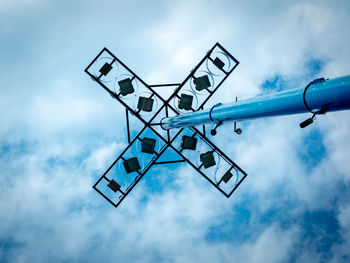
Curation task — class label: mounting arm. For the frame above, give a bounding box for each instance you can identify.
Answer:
[161,75,350,130]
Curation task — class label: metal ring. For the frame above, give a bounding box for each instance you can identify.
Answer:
[160,117,168,130]
[302,83,312,112]
[209,103,222,122]
[303,78,326,113]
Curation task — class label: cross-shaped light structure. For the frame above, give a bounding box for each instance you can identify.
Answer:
[85,43,247,208]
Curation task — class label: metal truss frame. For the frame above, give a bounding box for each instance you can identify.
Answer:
[84,43,247,208]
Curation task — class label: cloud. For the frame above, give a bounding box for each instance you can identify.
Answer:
[237,225,299,263]
[0,0,43,10]
[0,0,350,262]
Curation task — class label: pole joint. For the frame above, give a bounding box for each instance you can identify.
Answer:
[209,103,222,122]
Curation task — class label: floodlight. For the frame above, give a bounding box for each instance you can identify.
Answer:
[123,157,141,174]
[85,43,247,208]
[107,179,121,192]
[221,171,233,183]
[118,78,134,96]
[141,137,156,154]
[99,62,112,76]
[213,57,225,69]
[181,135,197,150]
[200,151,216,168]
[178,94,193,110]
[300,117,313,128]
[194,75,211,91]
[137,96,154,112]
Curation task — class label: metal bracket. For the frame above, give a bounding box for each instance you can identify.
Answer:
[299,106,327,128]
[210,121,223,136]
[302,78,326,112]
[234,97,242,134]
[234,121,242,134]
[209,103,222,122]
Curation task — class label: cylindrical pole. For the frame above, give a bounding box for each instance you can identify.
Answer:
[161,75,350,130]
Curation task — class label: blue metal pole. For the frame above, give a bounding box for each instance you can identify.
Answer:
[161,75,350,129]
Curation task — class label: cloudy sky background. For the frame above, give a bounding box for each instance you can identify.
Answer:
[1,0,350,262]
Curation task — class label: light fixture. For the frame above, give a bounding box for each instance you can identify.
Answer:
[99,62,112,76]
[181,135,197,150]
[137,96,154,112]
[141,137,156,154]
[107,179,121,192]
[86,43,247,208]
[200,151,216,168]
[194,75,211,91]
[178,94,193,110]
[118,78,134,96]
[123,157,141,173]
[213,57,225,69]
[221,171,233,183]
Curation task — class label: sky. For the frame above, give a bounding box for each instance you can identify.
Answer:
[0,0,350,262]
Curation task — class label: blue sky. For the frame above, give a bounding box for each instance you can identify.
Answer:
[1,0,350,262]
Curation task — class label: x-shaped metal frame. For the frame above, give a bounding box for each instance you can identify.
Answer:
[85,43,247,208]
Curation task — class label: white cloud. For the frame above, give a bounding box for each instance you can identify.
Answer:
[0,0,43,10]
[237,225,299,263]
[328,204,350,262]
[321,112,350,180]
[1,0,350,262]
[85,141,124,172]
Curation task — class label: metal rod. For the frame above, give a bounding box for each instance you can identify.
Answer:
[125,109,130,144]
[161,75,350,129]
[149,83,181,87]
[153,160,185,165]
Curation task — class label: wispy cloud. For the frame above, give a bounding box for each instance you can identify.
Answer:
[0,0,350,262]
